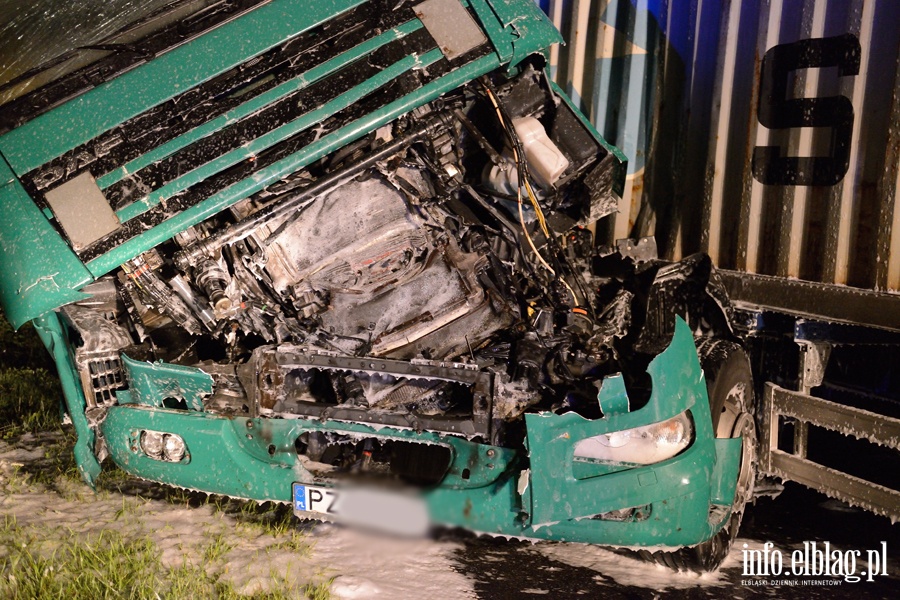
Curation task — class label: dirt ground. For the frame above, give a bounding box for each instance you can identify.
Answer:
[1,431,897,599]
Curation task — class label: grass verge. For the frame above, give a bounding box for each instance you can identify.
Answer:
[0,516,329,599]
[0,314,62,439]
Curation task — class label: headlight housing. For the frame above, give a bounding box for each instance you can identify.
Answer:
[140,430,165,459]
[573,411,694,466]
[163,434,187,462]
[138,430,187,462]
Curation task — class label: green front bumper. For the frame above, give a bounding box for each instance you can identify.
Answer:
[99,319,742,547]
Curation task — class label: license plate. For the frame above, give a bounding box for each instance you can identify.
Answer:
[293,482,341,515]
[291,481,430,536]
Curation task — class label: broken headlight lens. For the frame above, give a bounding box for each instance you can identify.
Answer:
[573,411,694,466]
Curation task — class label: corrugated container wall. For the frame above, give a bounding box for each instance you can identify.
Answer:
[543,0,900,293]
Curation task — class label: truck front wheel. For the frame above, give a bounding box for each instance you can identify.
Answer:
[641,338,758,572]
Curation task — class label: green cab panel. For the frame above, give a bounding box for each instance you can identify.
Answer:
[0,0,562,326]
[100,318,742,547]
[0,158,92,329]
[525,317,718,525]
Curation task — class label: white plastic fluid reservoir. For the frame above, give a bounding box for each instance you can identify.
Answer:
[512,116,569,188]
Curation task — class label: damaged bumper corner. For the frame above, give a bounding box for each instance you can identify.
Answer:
[519,318,743,546]
[94,318,740,547]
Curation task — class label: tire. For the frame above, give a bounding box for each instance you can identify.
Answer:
[639,339,758,572]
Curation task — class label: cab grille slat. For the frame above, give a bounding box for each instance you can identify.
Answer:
[100,28,436,212]
[22,1,415,198]
[78,41,495,264]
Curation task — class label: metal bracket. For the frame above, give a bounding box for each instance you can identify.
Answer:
[249,346,494,438]
[797,340,831,393]
[793,337,831,458]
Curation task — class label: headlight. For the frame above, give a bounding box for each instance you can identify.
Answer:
[573,411,693,466]
[140,430,165,458]
[163,434,187,462]
[138,430,187,462]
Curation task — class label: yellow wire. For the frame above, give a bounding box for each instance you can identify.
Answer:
[122,262,145,292]
[482,83,578,306]
[524,178,550,237]
[482,85,551,234]
[517,184,555,275]
[561,279,579,306]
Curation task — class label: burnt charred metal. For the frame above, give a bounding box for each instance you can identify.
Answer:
[172,111,456,270]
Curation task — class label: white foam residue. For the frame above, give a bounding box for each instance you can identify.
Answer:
[304,524,475,600]
[532,540,735,590]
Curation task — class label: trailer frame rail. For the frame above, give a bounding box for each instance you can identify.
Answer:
[760,383,900,520]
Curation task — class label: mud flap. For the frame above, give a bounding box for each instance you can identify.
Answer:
[710,437,742,506]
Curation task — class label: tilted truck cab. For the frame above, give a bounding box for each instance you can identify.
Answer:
[0,0,753,571]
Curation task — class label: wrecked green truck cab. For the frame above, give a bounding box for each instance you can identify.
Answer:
[0,0,752,570]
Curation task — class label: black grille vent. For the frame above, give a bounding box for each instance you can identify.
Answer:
[84,354,125,406]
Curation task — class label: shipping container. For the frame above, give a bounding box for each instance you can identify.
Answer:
[547,0,900,292]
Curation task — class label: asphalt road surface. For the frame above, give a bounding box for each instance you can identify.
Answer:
[451,483,899,599]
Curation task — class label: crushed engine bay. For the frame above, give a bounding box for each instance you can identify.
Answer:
[61,61,730,458]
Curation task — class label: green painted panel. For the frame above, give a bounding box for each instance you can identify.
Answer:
[0,0,366,175]
[32,312,101,487]
[101,400,736,546]
[101,407,516,502]
[468,0,514,61]
[710,437,742,506]
[490,0,562,69]
[518,488,723,546]
[524,317,728,524]
[0,156,92,329]
[595,372,629,415]
[117,355,214,411]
